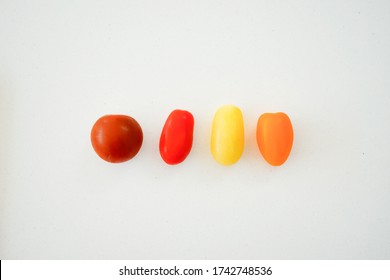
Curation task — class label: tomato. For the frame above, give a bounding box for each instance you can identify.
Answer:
[210,105,244,165]
[256,112,293,166]
[91,115,143,163]
[159,109,194,165]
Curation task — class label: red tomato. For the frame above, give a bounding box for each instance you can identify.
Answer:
[159,109,194,165]
[91,115,143,163]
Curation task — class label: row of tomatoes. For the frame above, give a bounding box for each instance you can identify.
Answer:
[90,105,294,166]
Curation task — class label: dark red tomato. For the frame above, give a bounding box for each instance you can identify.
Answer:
[91,115,143,163]
[159,109,194,165]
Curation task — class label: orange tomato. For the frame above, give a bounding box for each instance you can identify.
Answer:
[256,112,293,166]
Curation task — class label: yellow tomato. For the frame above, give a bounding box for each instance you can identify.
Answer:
[210,105,244,165]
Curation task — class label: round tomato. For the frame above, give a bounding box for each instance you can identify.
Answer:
[91,115,143,163]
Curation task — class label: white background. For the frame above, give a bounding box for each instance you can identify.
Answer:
[1,0,389,259]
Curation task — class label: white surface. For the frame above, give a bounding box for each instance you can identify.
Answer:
[1,0,390,259]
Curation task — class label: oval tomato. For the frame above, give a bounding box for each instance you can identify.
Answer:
[159,109,194,165]
[210,105,244,165]
[256,112,293,166]
[91,115,143,163]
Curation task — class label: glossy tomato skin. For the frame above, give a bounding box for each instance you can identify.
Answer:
[210,105,244,165]
[91,115,143,163]
[159,109,194,165]
[256,112,293,166]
